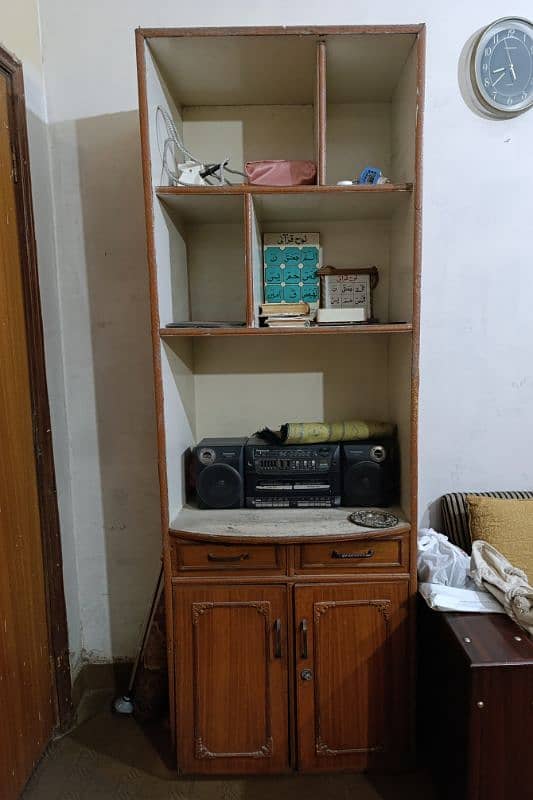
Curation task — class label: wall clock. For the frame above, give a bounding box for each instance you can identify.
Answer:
[471,17,533,117]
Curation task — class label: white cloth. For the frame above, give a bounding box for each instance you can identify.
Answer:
[470,540,533,634]
[417,529,503,613]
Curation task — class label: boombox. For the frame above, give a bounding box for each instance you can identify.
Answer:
[194,437,247,509]
[244,436,341,508]
[193,436,398,509]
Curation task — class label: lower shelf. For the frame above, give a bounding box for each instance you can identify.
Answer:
[160,323,413,338]
[169,505,409,544]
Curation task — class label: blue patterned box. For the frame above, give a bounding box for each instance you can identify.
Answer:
[263,233,321,308]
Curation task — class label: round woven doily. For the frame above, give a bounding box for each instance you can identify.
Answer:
[348,510,399,529]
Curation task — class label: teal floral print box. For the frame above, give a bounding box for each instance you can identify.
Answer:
[263,232,321,307]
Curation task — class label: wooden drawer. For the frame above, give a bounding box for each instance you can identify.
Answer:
[170,539,286,575]
[294,536,407,573]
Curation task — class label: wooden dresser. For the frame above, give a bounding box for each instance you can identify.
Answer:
[135,25,425,775]
[169,508,411,774]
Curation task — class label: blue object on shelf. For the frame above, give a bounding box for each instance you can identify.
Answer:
[358,166,382,185]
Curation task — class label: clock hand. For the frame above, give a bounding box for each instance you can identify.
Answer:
[504,41,517,80]
[492,71,506,86]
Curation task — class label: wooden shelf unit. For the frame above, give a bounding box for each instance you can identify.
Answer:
[136,24,425,777]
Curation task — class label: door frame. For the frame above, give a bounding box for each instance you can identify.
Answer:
[0,46,73,728]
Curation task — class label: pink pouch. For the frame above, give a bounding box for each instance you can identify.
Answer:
[245,160,317,186]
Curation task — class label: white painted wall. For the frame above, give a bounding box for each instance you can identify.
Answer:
[10,0,533,663]
[0,0,81,671]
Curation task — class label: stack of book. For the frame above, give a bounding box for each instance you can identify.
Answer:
[260,302,315,329]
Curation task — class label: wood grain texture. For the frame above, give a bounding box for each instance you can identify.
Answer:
[170,539,286,575]
[0,67,55,799]
[244,193,254,326]
[295,581,409,772]
[295,536,407,573]
[316,41,327,185]
[406,27,426,763]
[173,584,289,774]
[156,183,413,197]
[160,323,413,338]
[409,27,425,584]
[135,29,177,745]
[419,605,533,800]
[138,25,426,40]
[0,49,72,730]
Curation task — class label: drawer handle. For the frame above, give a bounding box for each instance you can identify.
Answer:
[206,552,250,563]
[300,619,308,660]
[274,619,282,659]
[331,549,375,560]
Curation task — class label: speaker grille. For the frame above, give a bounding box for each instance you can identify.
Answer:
[197,463,242,509]
[344,461,383,507]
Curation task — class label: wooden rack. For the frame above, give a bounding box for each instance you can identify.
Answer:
[136,24,425,777]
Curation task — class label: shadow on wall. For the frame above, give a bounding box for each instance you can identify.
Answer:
[75,109,161,661]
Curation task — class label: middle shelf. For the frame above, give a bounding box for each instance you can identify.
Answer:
[153,185,416,331]
[160,323,413,338]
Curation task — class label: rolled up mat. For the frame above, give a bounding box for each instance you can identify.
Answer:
[256,420,396,445]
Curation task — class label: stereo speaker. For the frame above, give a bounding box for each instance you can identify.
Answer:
[194,437,246,509]
[341,440,398,507]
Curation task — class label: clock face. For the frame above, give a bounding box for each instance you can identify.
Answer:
[473,17,533,115]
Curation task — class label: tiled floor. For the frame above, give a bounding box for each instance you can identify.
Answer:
[23,691,436,800]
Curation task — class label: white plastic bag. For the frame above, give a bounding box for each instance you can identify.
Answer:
[417,528,470,587]
[417,529,504,613]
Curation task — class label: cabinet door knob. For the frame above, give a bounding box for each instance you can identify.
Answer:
[300,668,313,681]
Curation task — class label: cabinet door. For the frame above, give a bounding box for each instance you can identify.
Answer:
[173,584,289,774]
[295,582,409,772]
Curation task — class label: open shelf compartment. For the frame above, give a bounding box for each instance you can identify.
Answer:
[160,333,413,521]
[142,29,419,191]
[323,33,419,185]
[155,191,247,327]
[248,189,415,327]
[144,33,321,187]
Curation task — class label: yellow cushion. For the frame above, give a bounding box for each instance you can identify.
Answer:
[466,495,533,581]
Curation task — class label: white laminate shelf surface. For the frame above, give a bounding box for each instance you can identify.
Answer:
[169,505,409,543]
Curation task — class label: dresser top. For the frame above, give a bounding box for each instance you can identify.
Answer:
[170,505,409,544]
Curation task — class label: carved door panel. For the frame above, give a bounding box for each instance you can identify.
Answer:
[173,584,289,775]
[295,582,409,772]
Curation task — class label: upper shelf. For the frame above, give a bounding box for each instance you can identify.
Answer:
[156,183,413,222]
[156,184,412,196]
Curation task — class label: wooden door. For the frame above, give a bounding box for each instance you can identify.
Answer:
[173,584,289,774]
[295,581,409,772]
[0,68,56,798]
